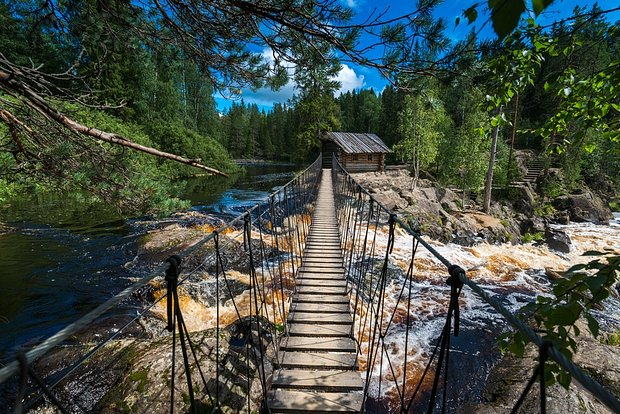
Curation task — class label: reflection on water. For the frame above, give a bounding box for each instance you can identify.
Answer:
[180,164,296,216]
[0,164,296,362]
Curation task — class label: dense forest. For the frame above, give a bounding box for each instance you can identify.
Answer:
[0,1,618,215]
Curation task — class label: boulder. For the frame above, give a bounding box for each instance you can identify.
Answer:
[373,189,408,211]
[520,217,546,234]
[552,192,613,224]
[545,228,571,253]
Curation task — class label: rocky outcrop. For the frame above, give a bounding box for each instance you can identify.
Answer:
[94,318,274,414]
[552,191,613,224]
[352,170,522,245]
[545,228,572,253]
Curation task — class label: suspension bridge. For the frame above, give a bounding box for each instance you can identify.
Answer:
[1,155,619,413]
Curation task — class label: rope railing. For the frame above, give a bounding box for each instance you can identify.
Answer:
[2,155,322,413]
[331,155,620,413]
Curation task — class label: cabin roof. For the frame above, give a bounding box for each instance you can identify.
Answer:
[323,132,391,154]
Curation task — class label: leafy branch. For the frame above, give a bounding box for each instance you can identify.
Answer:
[502,250,620,388]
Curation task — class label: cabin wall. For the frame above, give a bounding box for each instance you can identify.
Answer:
[341,153,384,172]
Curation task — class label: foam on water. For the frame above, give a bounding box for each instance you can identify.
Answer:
[356,220,620,408]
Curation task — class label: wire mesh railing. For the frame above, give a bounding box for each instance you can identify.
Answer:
[1,155,322,413]
[331,155,620,413]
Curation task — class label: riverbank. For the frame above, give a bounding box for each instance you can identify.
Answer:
[351,168,620,412]
[351,168,614,248]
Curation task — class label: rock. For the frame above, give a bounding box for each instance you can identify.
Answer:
[552,192,613,224]
[520,217,546,234]
[372,189,408,211]
[513,186,537,214]
[545,228,572,253]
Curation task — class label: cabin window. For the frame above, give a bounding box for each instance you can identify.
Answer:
[368,154,373,161]
[352,154,358,161]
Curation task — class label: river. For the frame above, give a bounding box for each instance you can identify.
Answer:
[359,212,620,410]
[0,164,296,364]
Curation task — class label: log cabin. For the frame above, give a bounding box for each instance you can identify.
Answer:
[321,132,391,172]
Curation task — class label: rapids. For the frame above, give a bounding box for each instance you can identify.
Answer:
[358,214,620,410]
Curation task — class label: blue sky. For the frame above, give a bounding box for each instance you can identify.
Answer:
[214,0,619,112]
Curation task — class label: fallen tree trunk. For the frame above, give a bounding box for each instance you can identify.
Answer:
[0,69,227,177]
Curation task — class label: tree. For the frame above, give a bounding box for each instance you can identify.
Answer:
[395,85,449,187]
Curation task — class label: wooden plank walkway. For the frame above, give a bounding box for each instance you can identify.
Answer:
[267,169,363,413]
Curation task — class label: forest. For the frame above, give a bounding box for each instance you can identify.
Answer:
[0,1,618,215]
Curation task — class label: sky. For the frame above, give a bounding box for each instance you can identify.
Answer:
[214,0,620,113]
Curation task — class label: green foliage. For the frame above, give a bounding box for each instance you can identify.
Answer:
[503,250,620,388]
[533,202,556,218]
[522,231,544,243]
[395,86,450,182]
[459,0,555,39]
[539,174,566,199]
[147,122,239,178]
[604,331,620,346]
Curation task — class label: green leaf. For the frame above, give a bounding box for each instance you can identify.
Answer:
[586,314,600,337]
[557,370,572,389]
[532,0,555,17]
[509,331,526,357]
[488,0,526,39]
[464,5,479,25]
[583,250,607,256]
[546,303,580,326]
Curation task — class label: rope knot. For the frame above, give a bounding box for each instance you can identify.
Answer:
[165,255,181,332]
[539,339,552,362]
[387,213,397,254]
[447,265,465,289]
[446,265,464,337]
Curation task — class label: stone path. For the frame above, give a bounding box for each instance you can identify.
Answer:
[267,169,363,413]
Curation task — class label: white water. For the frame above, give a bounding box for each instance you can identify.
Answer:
[356,217,620,409]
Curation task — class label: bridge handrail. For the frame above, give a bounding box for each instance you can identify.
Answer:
[0,155,323,387]
[331,155,620,412]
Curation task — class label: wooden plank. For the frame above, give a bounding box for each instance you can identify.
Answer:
[300,267,344,273]
[294,294,350,304]
[297,273,346,281]
[278,351,357,369]
[281,337,356,352]
[297,287,347,296]
[297,279,347,288]
[271,369,362,391]
[288,323,352,337]
[267,390,363,413]
[303,257,343,263]
[290,302,350,313]
[288,312,352,324]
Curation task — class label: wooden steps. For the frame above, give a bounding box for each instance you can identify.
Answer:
[267,168,363,413]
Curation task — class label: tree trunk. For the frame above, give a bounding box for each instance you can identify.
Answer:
[0,70,228,177]
[506,93,519,186]
[483,108,502,213]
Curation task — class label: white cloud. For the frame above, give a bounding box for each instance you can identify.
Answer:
[335,64,365,95]
[239,81,297,107]
[216,50,366,110]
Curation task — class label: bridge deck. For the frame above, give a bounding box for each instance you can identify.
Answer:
[267,169,363,413]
